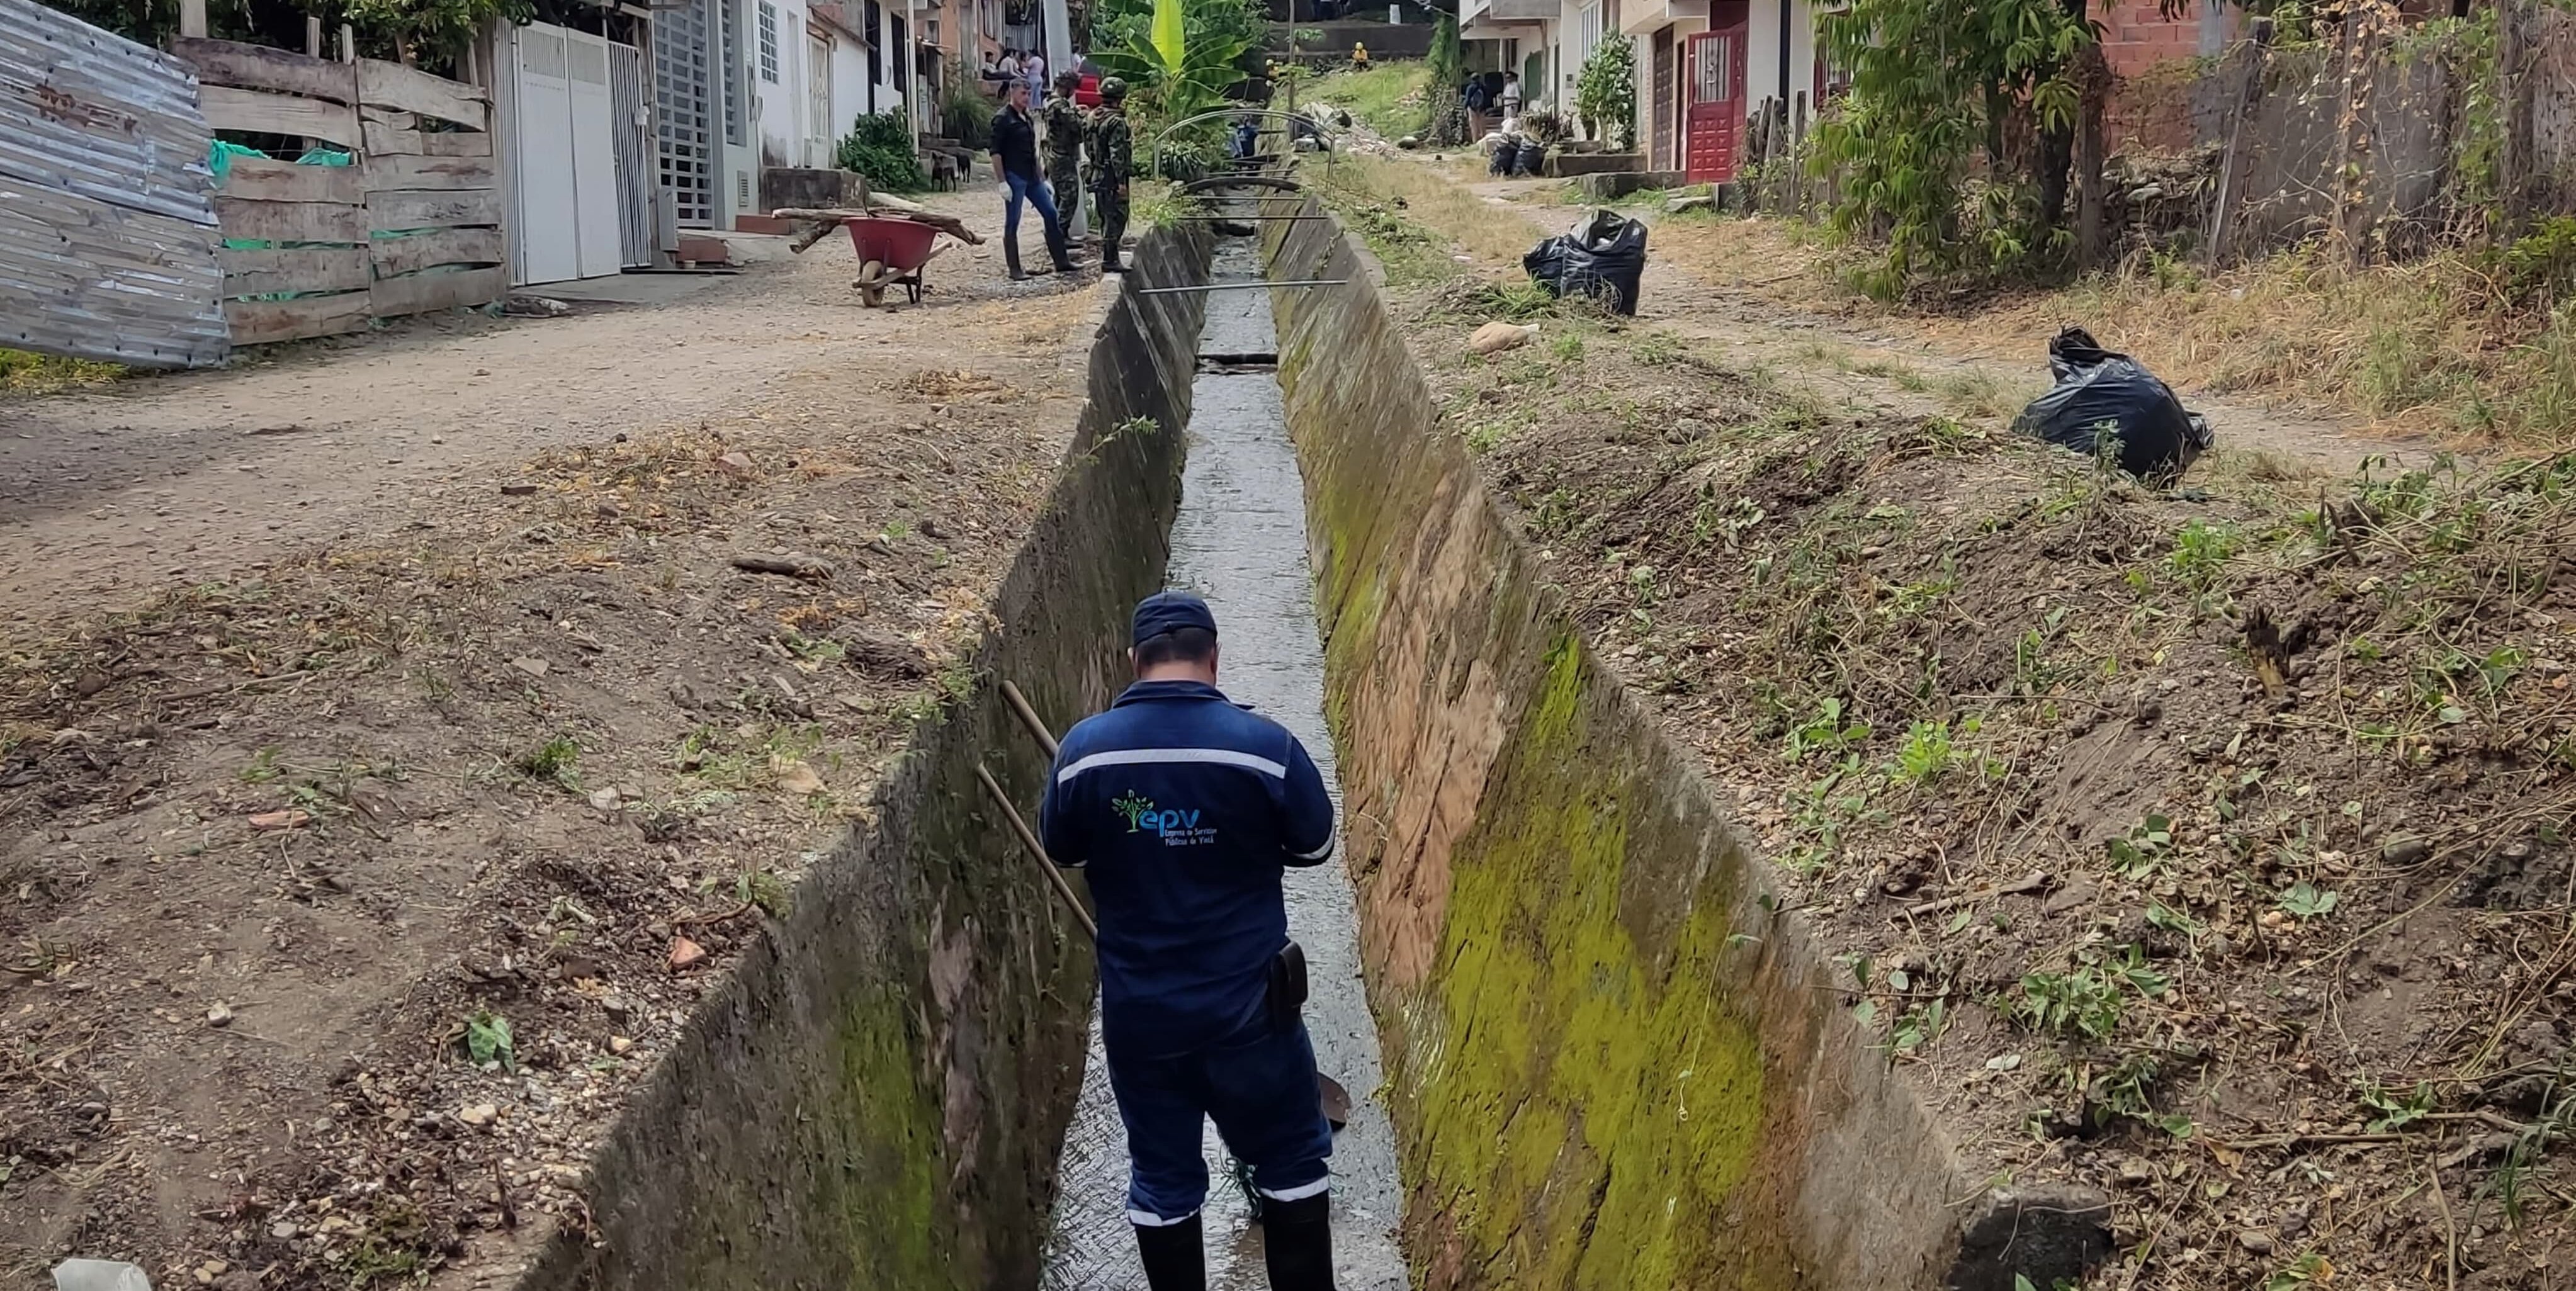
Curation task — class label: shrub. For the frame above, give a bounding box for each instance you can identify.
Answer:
[835,112,927,193]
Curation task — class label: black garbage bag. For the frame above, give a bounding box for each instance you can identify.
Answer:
[1513,138,1547,177]
[1488,135,1518,176]
[1522,210,1646,315]
[2011,327,2213,483]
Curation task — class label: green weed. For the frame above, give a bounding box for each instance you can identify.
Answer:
[512,735,582,791]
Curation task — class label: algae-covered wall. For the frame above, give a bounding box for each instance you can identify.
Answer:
[514,227,1213,1291]
[1262,211,1978,1290]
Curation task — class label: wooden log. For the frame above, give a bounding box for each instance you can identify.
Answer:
[367,188,503,232]
[221,245,371,296]
[370,264,506,317]
[361,152,497,192]
[369,227,506,278]
[201,84,361,149]
[361,119,495,157]
[171,37,358,102]
[213,195,368,244]
[218,155,363,204]
[2203,16,2274,266]
[225,292,371,346]
[357,59,491,131]
[769,205,982,245]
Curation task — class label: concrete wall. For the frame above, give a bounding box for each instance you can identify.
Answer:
[511,227,1213,1291]
[1262,210,2110,1291]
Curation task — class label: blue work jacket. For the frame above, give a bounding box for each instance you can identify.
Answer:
[1039,679,1336,1057]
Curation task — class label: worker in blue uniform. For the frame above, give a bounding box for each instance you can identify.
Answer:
[1039,590,1339,1291]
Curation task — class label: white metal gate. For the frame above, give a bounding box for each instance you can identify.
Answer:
[655,0,718,225]
[567,33,621,279]
[514,25,579,283]
[608,40,654,267]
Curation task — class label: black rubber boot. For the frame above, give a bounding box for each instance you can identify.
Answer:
[1003,231,1027,281]
[1260,1192,1335,1291]
[1133,1214,1206,1291]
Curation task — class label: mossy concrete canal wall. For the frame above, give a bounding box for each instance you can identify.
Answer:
[514,227,1212,1291]
[1262,212,2089,1290]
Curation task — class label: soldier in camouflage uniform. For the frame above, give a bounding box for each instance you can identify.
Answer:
[1042,70,1088,242]
[1088,77,1135,274]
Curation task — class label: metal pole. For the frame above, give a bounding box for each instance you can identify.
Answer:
[1000,680,1060,758]
[974,765,1099,938]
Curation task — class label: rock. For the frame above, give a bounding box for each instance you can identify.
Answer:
[775,760,825,796]
[204,1002,233,1028]
[601,995,634,1017]
[585,787,623,812]
[502,293,573,317]
[1468,321,1540,355]
[509,656,550,678]
[1949,1185,2113,1291]
[2236,1231,2274,1256]
[499,483,541,497]
[270,1221,300,1239]
[2381,836,2432,867]
[608,1035,634,1055]
[918,516,949,541]
[1396,135,1421,149]
[456,1103,497,1127]
[668,937,708,970]
[715,451,759,478]
[246,809,310,832]
[48,1260,154,1291]
[1666,193,1715,213]
[2117,1158,2154,1187]
[2042,878,2098,916]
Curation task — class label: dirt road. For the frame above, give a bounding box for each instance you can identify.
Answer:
[0,194,1110,1287]
[0,211,1080,616]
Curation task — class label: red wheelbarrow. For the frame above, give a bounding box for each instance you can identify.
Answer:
[846,217,944,307]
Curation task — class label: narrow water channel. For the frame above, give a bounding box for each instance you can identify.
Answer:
[1040,237,1407,1291]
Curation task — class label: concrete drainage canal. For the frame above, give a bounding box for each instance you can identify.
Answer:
[510,205,2111,1291]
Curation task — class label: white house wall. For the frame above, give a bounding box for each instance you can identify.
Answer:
[750,0,813,166]
[1743,0,1816,115]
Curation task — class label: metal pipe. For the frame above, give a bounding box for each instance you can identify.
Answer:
[974,764,1099,938]
[999,680,1061,759]
[1136,280,1348,295]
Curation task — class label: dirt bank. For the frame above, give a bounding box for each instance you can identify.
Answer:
[1313,158,2575,1290]
[0,195,1112,1288]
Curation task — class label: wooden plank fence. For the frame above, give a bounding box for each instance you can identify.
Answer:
[172,37,505,347]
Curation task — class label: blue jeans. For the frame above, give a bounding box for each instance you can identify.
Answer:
[1107,1010,1333,1225]
[1003,170,1070,268]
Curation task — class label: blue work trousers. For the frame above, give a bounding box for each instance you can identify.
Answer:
[1108,1010,1333,1226]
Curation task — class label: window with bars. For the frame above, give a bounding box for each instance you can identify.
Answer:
[757,1,781,82]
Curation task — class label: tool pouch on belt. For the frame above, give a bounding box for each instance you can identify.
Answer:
[1265,942,1309,1029]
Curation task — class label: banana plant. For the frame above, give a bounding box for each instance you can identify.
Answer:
[1090,0,1253,119]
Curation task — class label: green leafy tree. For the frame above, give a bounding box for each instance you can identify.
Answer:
[1088,0,1260,120]
[1424,13,1466,144]
[836,112,929,193]
[1573,32,1637,150]
[341,0,533,61]
[1812,0,2094,296]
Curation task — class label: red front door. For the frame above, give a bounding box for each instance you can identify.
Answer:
[1685,26,1747,183]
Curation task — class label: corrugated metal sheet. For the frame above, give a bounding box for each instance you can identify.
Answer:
[0,0,229,369]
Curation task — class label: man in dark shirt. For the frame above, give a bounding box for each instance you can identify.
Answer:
[1041,591,1338,1291]
[989,79,1075,280]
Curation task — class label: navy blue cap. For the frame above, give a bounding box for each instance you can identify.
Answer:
[1132,590,1217,646]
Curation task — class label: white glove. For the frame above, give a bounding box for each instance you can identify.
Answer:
[998,183,1012,199]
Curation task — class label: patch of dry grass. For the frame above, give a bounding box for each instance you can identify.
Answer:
[1648,215,2576,447]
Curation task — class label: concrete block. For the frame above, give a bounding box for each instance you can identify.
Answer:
[1545,150,1648,179]
[1579,169,1688,201]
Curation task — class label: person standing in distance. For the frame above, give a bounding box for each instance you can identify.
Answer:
[1088,76,1135,274]
[1039,592,1339,1291]
[1042,70,1089,244]
[989,79,1076,280]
